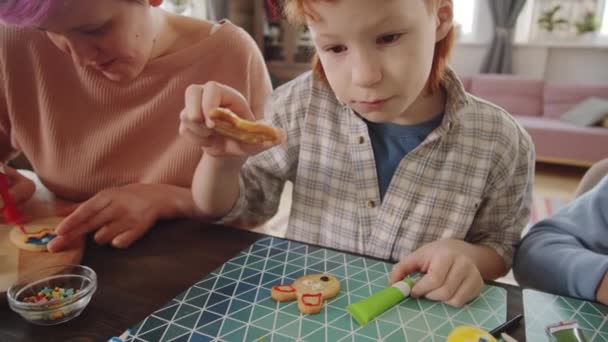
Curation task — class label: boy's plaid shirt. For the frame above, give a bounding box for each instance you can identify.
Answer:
[222,67,534,268]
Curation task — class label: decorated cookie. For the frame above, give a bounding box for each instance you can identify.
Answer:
[271,274,340,314]
[9,217,63,252]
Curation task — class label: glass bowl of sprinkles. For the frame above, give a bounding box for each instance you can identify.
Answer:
[7,264,97,325]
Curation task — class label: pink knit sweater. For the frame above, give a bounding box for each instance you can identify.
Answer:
[0,21,272,201]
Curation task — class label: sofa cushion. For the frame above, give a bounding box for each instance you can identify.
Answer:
[544,82,608,119]
[560,97,608,127]
[470,74,544,117]
[516,115,608,165]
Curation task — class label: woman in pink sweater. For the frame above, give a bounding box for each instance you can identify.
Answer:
[0,0,272,251]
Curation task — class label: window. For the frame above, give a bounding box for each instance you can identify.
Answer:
[602,1,608,35]
[512,0,608,44]
[453,0,477,35]
[161,1,190,15]
[160,0,207,18]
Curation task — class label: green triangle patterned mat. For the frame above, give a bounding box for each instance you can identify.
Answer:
[111,236,507,342]
[524,289,608,341]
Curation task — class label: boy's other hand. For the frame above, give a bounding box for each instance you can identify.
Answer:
[390,240,485,307]
[47,183,169,252]
[0,163,36,210]
[179,82,282,157]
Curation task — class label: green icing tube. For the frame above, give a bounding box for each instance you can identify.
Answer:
[347,277,416,326]
[547,321,588,342]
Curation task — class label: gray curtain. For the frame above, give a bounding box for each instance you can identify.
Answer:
[481,0,527,74]
[206,0,229,21]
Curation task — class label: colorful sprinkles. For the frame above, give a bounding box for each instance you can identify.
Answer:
[22,286,79,304]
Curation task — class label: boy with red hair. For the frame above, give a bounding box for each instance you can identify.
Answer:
[180,0,534,307]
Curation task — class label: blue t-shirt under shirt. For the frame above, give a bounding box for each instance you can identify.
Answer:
[366,113,444,200]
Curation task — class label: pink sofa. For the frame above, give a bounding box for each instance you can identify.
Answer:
[461,74,608,167]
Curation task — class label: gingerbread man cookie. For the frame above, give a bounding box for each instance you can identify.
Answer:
[271,274,340,314]
[209,107,283,145]
[9,217,63,252]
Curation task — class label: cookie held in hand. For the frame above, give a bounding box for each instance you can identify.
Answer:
[271,273,340,314]
[209,107,283,145]
[9,217,63,252]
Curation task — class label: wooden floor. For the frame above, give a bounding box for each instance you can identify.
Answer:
[534,162,587,200]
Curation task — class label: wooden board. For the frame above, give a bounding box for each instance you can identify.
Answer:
[0,223,84,304]
[0,172,85,305]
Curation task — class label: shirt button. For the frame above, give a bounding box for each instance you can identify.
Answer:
[366,200,376,208]
[447,121,454,130]
[357,136,365,144]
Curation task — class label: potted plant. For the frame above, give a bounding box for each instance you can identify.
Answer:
[575,10,599,36]
[537,4,569,33]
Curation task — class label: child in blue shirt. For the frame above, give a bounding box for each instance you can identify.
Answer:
[514,170,608,304]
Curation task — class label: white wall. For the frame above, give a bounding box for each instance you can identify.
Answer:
[451,0,608,82]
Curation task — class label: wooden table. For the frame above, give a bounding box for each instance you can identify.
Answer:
[0,219,527,341]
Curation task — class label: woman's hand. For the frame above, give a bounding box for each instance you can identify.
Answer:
[0,163,36,211]
[47,183,175,252]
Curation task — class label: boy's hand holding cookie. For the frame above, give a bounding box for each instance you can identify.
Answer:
[390,240,485,307]
[179,82,284,158]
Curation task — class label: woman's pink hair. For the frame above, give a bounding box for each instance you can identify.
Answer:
[0,0,63,27]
